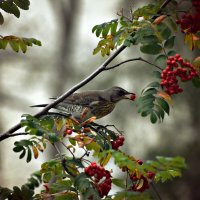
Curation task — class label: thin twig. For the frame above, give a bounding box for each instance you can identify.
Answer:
[105,57,163,71]
[61,141,75,159]
[150,182,162,200]
[0,0,172,142]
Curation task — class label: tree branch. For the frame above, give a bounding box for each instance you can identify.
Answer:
[0,132,28,140]
[104,57,163,71]
[0,45,126,141]
[0,0,172,142]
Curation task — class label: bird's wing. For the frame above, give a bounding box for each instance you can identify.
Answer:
[61,91,106,107]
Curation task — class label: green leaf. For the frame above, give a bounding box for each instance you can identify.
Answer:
[0,39,8,49]
[95,27,102,37]
[111,22,118,35]
[192,77,200,88]
[167,17,178,32]
[152,71,161,79]
[140,43,162,55]
[102,24,110,37]
[164,36,176,48]
[9,40,19,52]
[92,25,99,33]
[0,1,20,18]
[112,178,126,189]
[145,81,161,88]
[29,38,42,46]
[167,50,176,56]
[19,149,26,159]
[141,35,160,44]
[156,97,170,115]
[26,146,32,163]
[74,173,91,192]
[0,12,4,25]
[124,39,131,47]
[155,54,167,66]
[14,0,30,10]
[69,137,76,146]
[43,172,52,183]
[150,112,157,123]
[141,110,151,117]
[19,39,27,53]
[13,146,24,152]
[46,132,60,143]
[0,187,12,199]
[156,23,171,40]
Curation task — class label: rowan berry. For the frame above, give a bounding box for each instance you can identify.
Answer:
[111,135,125,150]
[160,54,199,95]
[85,162,112,198]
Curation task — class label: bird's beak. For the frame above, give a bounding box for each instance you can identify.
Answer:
[124,92,136,101]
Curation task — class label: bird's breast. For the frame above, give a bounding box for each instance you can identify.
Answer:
[91,102,115,119]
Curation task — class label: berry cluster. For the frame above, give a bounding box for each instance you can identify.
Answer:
[85,162,112,198]
[176,12,200,34]
[111,135,125,150]
[129,160,155,192]
[130,173,150,192]
[161,54,199,95]
[192,0,200,12]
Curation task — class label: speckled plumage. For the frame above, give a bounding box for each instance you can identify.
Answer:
[32,87,134,120]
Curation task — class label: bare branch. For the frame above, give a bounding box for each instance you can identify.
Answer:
[0,132,27,140]
[104,57,163,71]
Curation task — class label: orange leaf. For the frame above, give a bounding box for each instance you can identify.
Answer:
[153,15,167,24]
[80,107,89,121]
[157,91,173,105]
[32,145,39,159]
[81,116,96,126]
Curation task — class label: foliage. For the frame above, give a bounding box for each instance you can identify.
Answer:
[0,0,30,24]
[0,0,199,200]
[0,0,41,53]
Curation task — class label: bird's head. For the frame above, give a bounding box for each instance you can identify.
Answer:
[106,87,136,103]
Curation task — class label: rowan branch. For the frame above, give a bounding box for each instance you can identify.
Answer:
[105,57,163,71]
[0,132,28,140]
[0,0,172,142]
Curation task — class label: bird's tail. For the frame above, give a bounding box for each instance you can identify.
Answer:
[30,104,48,108]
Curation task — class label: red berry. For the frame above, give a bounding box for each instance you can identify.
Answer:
[147,171,155,179]
[65,129,73,135]
[130,93,136,101]
[137,159,143,165]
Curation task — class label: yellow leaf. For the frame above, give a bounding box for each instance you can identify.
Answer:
[32,145,39,159]
[136,179,144,190]
[99,152,112,166]
[83,136,94,145]
[157,91,173,105]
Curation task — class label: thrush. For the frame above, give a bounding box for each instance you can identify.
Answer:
[32,87,135,121]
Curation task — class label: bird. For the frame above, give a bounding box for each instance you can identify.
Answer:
[31,86,136,121]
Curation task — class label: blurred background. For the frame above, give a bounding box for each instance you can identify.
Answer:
[0,0,200,199]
